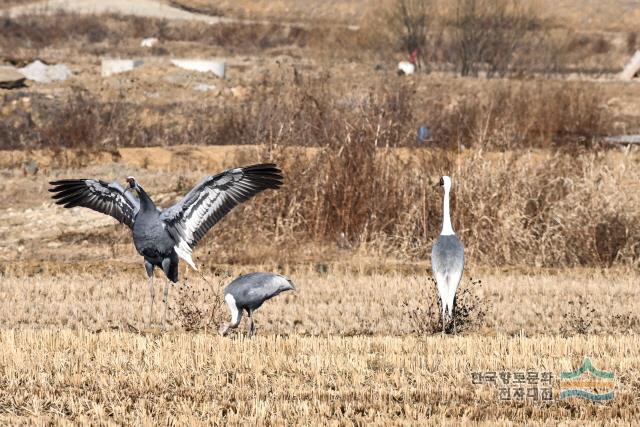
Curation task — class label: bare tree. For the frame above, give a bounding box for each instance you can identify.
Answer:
[451,0,542,77]
[390,0,434,68]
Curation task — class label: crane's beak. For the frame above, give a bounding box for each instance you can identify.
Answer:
[125,186,140,197]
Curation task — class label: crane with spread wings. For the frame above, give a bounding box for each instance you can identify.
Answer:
[49,164,283,329]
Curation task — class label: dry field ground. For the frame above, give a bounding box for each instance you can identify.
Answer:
[1,0,640,424]
[0,331,638,424]
[0,268,638,424]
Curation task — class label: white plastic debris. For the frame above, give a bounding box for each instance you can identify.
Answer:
[170,59,225,78]
[194,83,217,92]
[397,61,416,75]
[604,135,640,145]
[620,50,640,80]
[18,60,71,83]
[397,49,418,76]
[141,37,158,48]
[101,59,144,77]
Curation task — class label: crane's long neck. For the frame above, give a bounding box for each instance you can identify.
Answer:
[137,186,156,213]
[441,186,455,236]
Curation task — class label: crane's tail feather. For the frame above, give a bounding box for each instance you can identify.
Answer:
[174,244,198,271]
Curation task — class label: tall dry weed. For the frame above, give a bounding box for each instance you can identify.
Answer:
[1,68,636,268]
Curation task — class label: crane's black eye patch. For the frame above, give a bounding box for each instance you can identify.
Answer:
[439,177,444,186]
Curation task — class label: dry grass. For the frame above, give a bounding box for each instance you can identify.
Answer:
[0,76,621,151]
[1,144,638,269]
[2,2,640,424]
[0,268,638,337]
[0,330,637,423]
[163,0,640,33]
[0,267,637,423]
[0,7,634,74]
[4,70,637,271]
[0,12,364,60]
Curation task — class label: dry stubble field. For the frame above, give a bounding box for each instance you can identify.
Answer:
[2,0,640,424]
[0,265,638,424]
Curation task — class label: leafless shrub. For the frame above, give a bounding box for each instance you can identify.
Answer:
[452,277,486,333]
[449,0,544,77]
[612,313,640,334]
[39,89,131,150]
[170,275,226,332]
[595,215,628,268]
[0,13,314,55]
[568,33,611,56]
[150,45,170,55]
[425,80,610,150]
[389,0,433,60]
[1,71,636,269]
[404,276,485,335]
[560,296,596,336]
[403,294,441,335]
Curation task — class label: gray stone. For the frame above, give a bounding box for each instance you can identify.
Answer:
[19,60,71,83]
[101,59,144,77]
[0,67,26,89]
[170,59,225,78]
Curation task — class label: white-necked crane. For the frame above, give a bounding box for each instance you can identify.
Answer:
[49,164,283,329]
[431,176,465,334]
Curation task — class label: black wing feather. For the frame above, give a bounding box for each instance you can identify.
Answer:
[49,179,139,228]
[160,163,283,252]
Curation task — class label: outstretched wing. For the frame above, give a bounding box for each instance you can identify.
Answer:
[160,164,283,269]
[49,179,139,228]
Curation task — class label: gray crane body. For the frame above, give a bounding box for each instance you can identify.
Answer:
[431,235,464,316]
[220,272,295,336]
[132,192,179,282]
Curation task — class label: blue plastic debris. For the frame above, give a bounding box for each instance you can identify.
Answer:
[416,125,431,145]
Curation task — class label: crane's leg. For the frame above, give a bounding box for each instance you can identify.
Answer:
[160,257,177,331]
[247,309,256,337]
[442,305,446,335]
[161,280,170,330]
[453,311,457,334]
[452,296,457,334]
[144,260,155,327]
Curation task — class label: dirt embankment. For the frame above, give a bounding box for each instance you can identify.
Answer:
[0,145,264,171]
